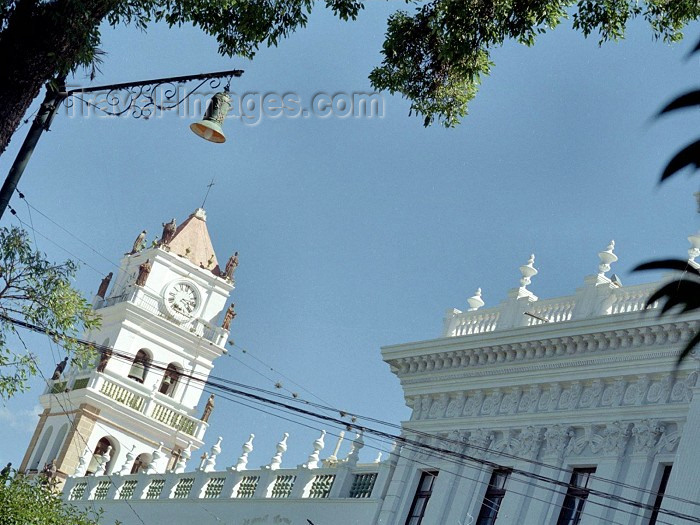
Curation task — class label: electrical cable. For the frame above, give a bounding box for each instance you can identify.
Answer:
[7,206,104,275]
[16,190,121,271]
[5,314,699,523]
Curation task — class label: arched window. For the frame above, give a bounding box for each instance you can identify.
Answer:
[128,349,151,383]
[30,426,54,470]
[158,363,182,397]
[45,423,69,468]
[130,452,151,474]
[86,437,118,475]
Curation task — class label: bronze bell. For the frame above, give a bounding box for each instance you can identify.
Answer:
[190,92,232,143]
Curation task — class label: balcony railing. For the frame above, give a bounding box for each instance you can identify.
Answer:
[44,373,207,440]
[96,288,227,347]
[445,282,659,337]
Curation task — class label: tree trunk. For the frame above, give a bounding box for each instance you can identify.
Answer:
[0,0,113,156]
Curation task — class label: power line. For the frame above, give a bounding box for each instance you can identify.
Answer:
[7,206,105,276]
[16,190,120,271]
[7,314,699,523]
[19,339,147,525]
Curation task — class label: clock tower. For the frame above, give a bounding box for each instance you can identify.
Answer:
[19,208,235,480]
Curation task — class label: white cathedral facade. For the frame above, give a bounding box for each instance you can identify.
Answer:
[20,210,700,525]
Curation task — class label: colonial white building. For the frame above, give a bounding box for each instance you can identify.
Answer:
[25,216,700,525]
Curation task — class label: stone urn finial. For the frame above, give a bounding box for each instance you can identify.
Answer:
[174,442,192,474]
[598,240,618,277]
[467,288,485,311]
[519,254,538,290]
[231,434,255,471]
[302,430,326,469]
[266,433,289,470]
[688,231,700,263]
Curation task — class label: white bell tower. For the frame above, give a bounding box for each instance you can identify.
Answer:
[20,208,236,480]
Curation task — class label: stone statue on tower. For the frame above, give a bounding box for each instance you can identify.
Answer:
[129,230,147,254]
[222,303,236,330]
[96,272,113,298]
[160,219,177,246]
[224,252,239,280]
[136,260,151,287]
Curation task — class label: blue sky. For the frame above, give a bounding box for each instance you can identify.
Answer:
[0,4,698,469]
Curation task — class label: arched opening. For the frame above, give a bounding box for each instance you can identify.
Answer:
[130,452,151,474]
[30,426,53,470]
[127,349,151,384]
[45,423,69,469]
[158,363,182,397]
[86,436,118,475]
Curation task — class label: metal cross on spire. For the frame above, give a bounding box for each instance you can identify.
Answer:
[201,178,215,208]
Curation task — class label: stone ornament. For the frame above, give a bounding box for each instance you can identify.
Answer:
[146,443,164,474]
[201,394,215,422]
[345,432,364,468]
[203,437,223,472]
[407,371,695,427]
[117,445,136,476]
[631,420,663,454]
[129,230,147,254]
[173,442,192,474]
[224,252,239,280]
[160,219,177,246]
[136,259,151,287]
[73,449,89,477]
[94,445,112,476]
[544,425,573,460]
[231,434,255,472]
[222,304,236,330]
[302,430,326,469]
[467,288,485,311]
[265,433,289,470]
[519,254,538,291]
[598,240,618,277]
[97,272,113,298]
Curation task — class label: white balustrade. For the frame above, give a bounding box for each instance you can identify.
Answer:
[445,281,660,337]
[62,459,383,502]
[95,287,226,347]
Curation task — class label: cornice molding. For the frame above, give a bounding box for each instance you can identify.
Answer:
[387,321,699,384]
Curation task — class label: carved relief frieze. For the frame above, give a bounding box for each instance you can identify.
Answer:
[402,418,681,467]
[544,425,574,461]
[408,372,695,423]
[445,392,466,419]
[631,419,663,454]
[578,380,603,409]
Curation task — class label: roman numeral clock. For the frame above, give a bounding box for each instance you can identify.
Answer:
[164,280,200,321]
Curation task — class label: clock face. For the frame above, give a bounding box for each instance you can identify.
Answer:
[164,281,199,320]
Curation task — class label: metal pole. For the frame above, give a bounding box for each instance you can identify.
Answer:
[0,80,66,221]
[0,68,243,221]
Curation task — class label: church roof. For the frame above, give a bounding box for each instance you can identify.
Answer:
[168,208,219,273]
